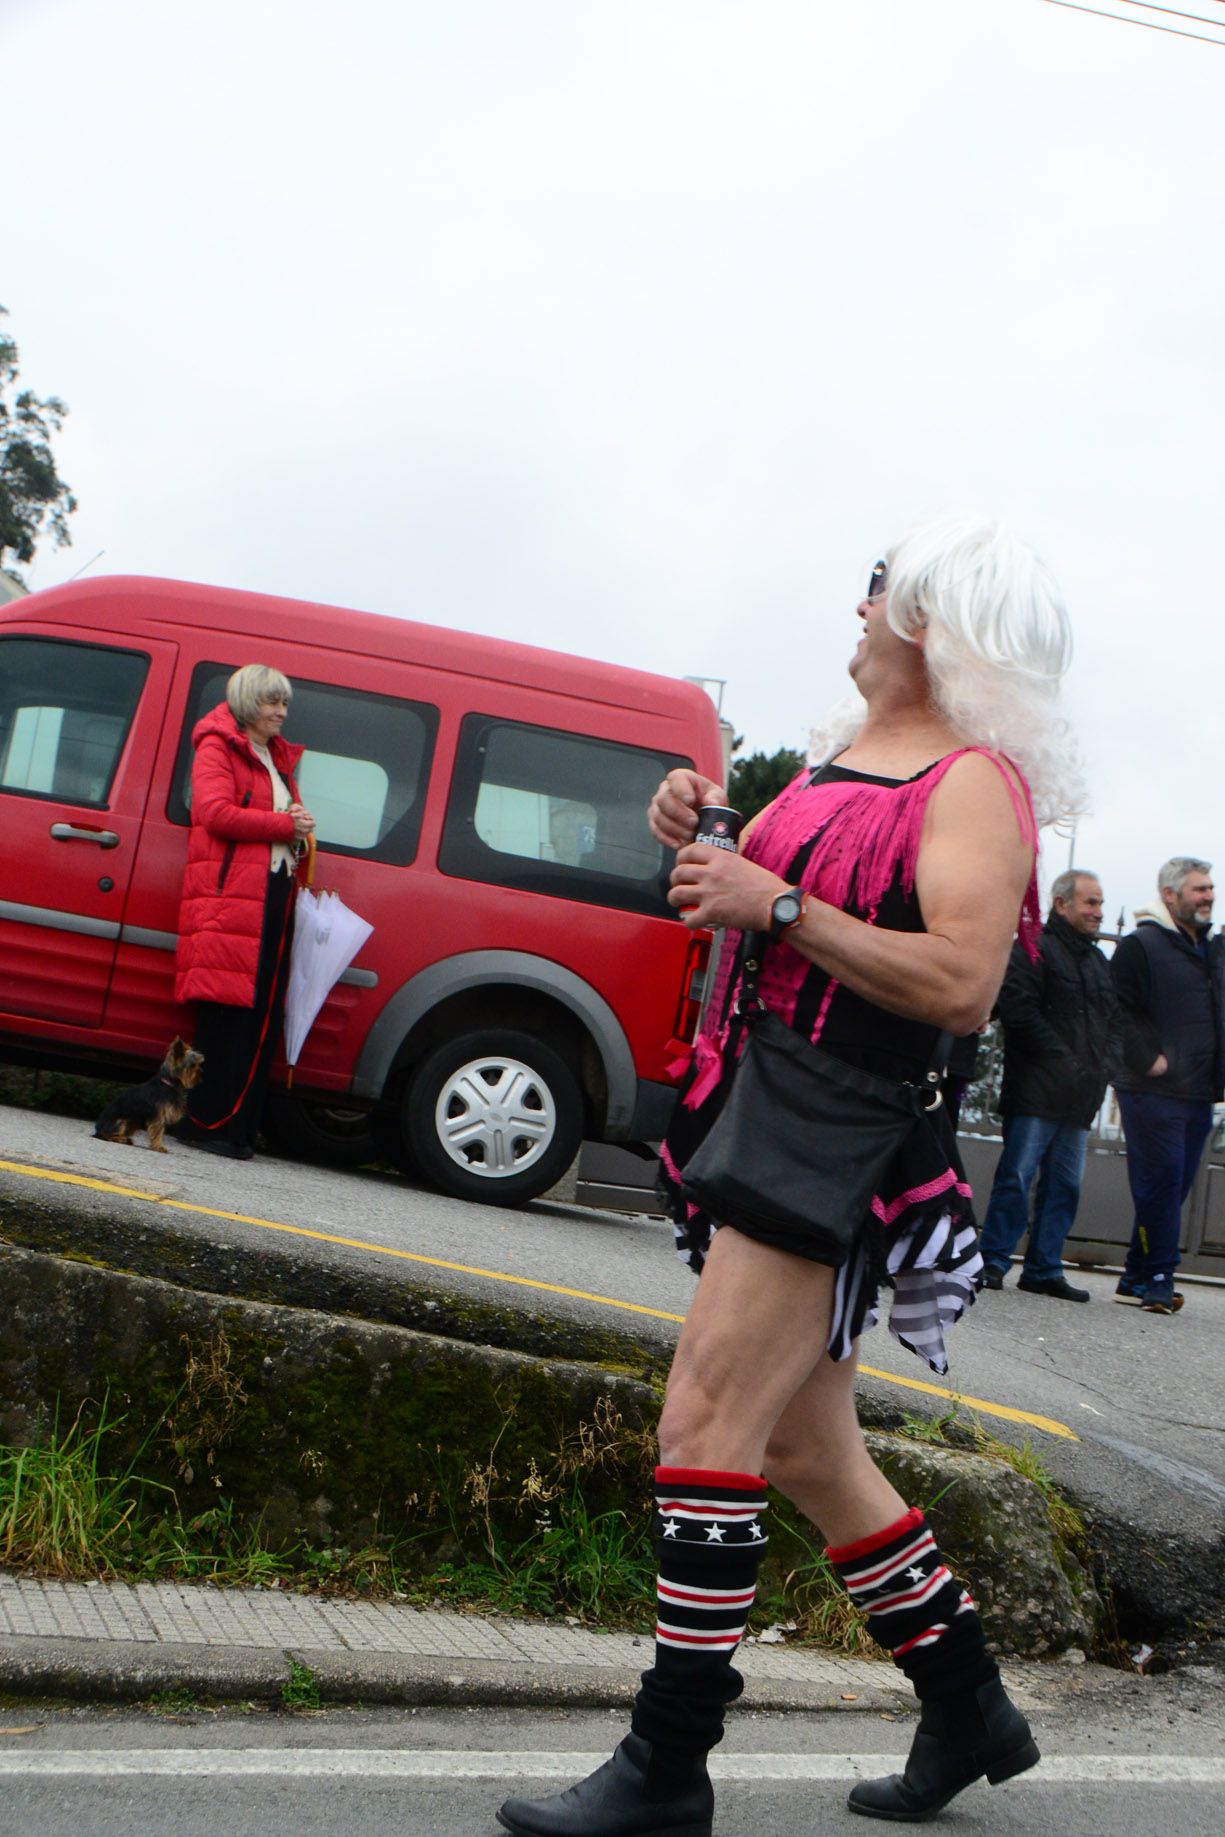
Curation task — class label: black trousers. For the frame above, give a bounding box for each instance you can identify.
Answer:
[183,870,296,1151]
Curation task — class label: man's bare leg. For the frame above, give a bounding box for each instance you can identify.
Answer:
[655,1226,840,1470]
[763,1339,1039,1821]
[499,1228,843,1837]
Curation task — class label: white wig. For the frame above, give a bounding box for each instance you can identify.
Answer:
[809,515,1085,827]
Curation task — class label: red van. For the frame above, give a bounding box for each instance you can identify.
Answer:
[0,576,721,1203]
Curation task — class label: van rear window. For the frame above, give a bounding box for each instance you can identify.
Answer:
[439,715,688,918]
[169,663,438,865]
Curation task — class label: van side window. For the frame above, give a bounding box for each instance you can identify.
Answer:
[440,715,688,918]
[168,663,438,865]
[0,636,149,807]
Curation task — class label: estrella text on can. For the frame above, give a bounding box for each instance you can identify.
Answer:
[695,804,743,852]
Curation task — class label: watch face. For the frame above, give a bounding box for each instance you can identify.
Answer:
[773,891,802,931]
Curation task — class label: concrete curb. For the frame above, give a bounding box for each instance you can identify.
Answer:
[0,1635,913,1715]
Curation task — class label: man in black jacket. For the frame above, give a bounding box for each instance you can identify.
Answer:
[1110,857,1222,1315]
[979,870,1121,1301]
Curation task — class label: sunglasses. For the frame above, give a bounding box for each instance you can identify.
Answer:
[866,559,888,602]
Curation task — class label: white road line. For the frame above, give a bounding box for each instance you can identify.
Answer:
[0,1750,1222,1784]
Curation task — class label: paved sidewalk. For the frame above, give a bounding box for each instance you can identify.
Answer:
[0,1571,1119,1714]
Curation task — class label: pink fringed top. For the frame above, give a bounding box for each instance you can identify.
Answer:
[683,747,1039,1113]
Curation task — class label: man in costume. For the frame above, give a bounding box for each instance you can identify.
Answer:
[497,519,1080,1836]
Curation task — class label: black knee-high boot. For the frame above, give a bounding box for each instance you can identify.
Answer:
[827,1507,1039,1820]
[497,1466,769,1837]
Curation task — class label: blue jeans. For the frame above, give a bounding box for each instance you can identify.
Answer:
[1116,1090,1213,1284]
[978,1114,1089,1282]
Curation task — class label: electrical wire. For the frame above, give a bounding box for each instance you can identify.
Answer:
[1119,1,1225,25]
[1043,0,1225,43]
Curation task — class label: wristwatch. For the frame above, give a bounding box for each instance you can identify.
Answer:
[769,885,807,939]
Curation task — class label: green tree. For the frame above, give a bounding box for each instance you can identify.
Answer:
[728,743,805,824]
[0,306,77,579]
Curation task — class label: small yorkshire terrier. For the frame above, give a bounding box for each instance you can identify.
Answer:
[93,1037,205,1152]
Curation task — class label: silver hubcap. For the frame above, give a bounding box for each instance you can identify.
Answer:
[434,1054,557,1180]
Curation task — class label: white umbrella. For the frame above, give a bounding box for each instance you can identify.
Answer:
[284,886,374,1071]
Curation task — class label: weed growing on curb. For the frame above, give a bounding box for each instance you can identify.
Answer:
[148,1687,204,1716]
[896,1406,965,1447]
[281,1658,322,1711]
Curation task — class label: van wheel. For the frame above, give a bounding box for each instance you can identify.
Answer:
[403,1029,583,1206]
[261,1093,378,1167]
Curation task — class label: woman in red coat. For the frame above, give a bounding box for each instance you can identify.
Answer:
[174,664,315,1159]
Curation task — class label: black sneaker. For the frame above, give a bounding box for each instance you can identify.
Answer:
[1139,1280,1182,1315]
[981,1268,1006,1291]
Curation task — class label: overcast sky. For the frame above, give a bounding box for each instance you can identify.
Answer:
[6,0,1222,925]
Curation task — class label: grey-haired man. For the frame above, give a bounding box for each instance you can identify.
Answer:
[978,871,1120,1301]
[1110,858,1223,1314]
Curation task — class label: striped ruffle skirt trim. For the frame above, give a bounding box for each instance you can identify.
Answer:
[827,1209,981,1374]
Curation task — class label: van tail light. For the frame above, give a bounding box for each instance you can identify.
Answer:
[671,932,712,1047]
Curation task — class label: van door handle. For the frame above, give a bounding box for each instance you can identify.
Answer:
[50,822,121,849]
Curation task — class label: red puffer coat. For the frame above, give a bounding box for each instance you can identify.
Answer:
[175,703,305,1007]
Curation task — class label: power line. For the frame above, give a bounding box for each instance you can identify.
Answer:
[1044,0,1225,43]
[1120,1,1225,25]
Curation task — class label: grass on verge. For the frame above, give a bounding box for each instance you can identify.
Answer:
[0,1390,1085,1652]
[0,1395,656,1626]
[895,1405,1089,1554]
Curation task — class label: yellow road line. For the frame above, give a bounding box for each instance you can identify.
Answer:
[0,1159,687,1324]
[0,1158,1078,1439]
[856,1364,1077,1441]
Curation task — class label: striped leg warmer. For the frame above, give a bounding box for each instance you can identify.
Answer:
[827,1507,997,1700]
[630,1466,769,1757]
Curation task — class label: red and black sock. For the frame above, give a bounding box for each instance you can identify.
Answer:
[827,1507,996,1700]
[630,1466,769,1757]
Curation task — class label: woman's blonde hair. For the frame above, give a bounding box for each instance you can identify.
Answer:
[809,515,1085,827]
[226,663,293,729]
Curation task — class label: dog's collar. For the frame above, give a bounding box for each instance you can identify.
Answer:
[158,1074,180,1087]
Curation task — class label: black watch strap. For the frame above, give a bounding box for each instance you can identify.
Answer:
[769,886,806,939]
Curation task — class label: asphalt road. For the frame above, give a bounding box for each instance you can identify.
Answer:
[3,1694,1225,1837]
[2,1102,1223,1549]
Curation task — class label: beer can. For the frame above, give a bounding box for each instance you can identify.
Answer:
[695,804,743,852]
